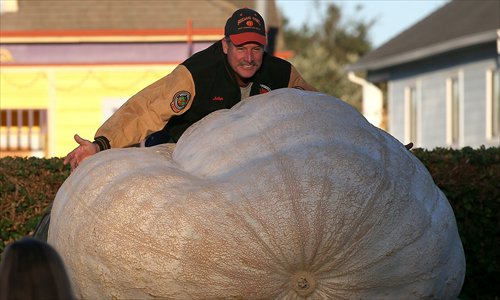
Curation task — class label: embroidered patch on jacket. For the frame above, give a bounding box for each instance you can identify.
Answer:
[259,84,271,94]
[212,96,224,101]
[170,91,191,113]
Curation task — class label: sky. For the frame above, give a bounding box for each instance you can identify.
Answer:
[276,0,450,48]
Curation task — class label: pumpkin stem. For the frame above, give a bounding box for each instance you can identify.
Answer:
[291,271,316,296]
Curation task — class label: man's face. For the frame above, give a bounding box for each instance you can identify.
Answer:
[222,39,264,86]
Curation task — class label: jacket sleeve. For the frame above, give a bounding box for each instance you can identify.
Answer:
[288,65,317,92]
[94,65,195,149]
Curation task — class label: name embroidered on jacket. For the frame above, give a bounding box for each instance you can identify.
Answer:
[212,96,224,101]
[170,91,191,113]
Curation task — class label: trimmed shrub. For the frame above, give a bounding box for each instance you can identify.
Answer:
[412,146,499,299]
[0,157,70,251]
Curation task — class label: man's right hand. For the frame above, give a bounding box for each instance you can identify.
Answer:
[63,134,99,172]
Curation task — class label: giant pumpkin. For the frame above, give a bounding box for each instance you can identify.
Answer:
[49,88,465,299]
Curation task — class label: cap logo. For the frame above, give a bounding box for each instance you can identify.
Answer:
[237,16,262,28]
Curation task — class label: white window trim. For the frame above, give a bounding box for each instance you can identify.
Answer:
[404,86,412,144]
[404,85,416,145]
[486,69,493,140]
[446,78,453,145]
[446,71,464,147]
[486,68,500,141]
[404,81,421,146]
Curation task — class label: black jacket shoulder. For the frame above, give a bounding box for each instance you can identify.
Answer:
[182,41,225,74]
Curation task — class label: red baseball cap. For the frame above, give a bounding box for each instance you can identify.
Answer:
[224,8,267,46]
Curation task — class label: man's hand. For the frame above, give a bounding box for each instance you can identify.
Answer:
[63,134,99,171]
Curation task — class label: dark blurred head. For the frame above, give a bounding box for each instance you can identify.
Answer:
[0,237,75,300]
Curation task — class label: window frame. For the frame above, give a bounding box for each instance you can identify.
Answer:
[0,109,48,157]
[404,84,419,145]
[446,74,463,147]
[486,68,500,140]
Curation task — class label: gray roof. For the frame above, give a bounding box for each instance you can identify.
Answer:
[349,0,500,72]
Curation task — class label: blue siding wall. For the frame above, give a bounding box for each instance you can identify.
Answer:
[388,56,499,149]
[462,60,489,147]
[421,74,447,148]
[388,82,405,141]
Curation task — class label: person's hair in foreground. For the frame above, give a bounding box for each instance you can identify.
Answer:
[0,237,75,300]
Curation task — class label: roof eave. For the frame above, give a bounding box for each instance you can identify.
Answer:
[0,29,224,44]
[347,29,498,72]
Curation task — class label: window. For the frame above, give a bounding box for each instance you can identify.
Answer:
[0,109,48,157]
[446,76,461,146]
[404,85,418,144]
[486,69,500,139]
[0,0,19,14]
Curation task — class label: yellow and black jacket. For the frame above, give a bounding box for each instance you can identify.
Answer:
[93,40,315,150]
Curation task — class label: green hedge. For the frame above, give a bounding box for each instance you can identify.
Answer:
[1,147,499,299]
[0,157,70,248]
[412,146,499,299]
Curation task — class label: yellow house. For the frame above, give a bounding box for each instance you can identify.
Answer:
[0,0,283,158]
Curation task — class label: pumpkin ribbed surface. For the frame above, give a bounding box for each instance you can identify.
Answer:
[49,89,465,299]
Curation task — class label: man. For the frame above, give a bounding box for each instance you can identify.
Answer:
[64,8,316,171]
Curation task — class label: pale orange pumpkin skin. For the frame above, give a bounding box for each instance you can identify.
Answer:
[49,89,465,299]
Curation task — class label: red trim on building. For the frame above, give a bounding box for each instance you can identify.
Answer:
[0,28,224,37]
[0,61,183,67]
